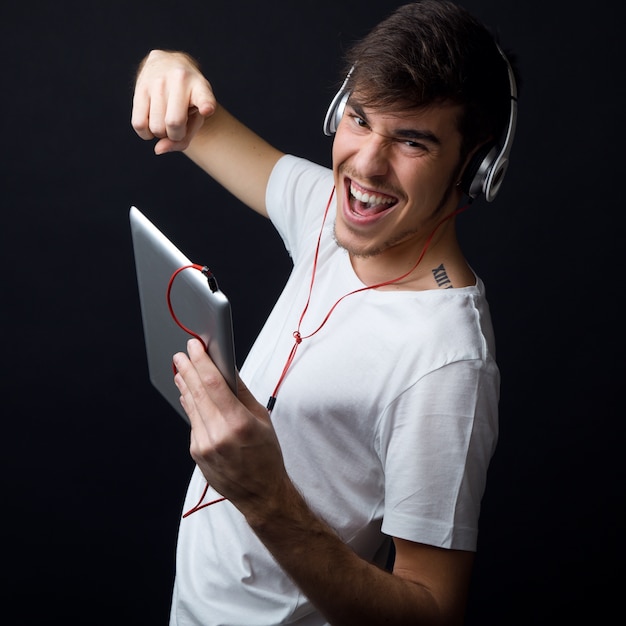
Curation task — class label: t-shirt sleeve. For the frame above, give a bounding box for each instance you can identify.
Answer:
[265,154,335,263]
[378,359,499,551]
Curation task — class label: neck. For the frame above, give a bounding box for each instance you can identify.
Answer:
[348,206,470,290]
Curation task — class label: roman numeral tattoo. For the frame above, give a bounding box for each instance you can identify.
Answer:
[432,263,453,289]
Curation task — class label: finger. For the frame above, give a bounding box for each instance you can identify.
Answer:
[173,349,217,434]
[174,370,203,434]
[162,75,215,144]
[181,341,268,424]
[184,338,244,415]
[174,339,236,416]
[154,136,184,155]
[233,372,272,425]
[154,108,206,155]
[164,81,197,142]
[173,352,194,411]
[173,367,191,413]
[147,79,169,139]
[131,87,156,140]
[189,81,216,118]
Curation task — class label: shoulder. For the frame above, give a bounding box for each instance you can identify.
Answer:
[267,155,332,201]
[266,155,335,252]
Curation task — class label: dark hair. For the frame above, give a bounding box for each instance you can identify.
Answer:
[344,1,517,160]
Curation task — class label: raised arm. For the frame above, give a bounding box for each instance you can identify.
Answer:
[131,50,284,217]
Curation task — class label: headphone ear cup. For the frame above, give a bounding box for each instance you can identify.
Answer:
[323,88,350,136]
[459,143,497,199]
[323,66,355,136]
[459,45,518,202]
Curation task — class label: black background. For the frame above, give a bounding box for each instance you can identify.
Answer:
[1,1,623,624]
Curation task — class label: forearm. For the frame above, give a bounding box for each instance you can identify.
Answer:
[242,484,449,626]
[183,104,284,216]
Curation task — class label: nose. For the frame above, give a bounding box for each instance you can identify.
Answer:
[351,132,390,178]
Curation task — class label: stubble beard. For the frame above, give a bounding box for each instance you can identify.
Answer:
[332,173,461,259]
[332,221,422,259]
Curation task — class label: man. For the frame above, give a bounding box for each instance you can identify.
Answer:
[131,1,517,624]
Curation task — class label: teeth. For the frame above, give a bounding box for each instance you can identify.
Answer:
[350,184,395,206]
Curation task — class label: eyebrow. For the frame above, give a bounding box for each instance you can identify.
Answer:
[350,101,442,146]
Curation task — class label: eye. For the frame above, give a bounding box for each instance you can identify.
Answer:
[348,113,369,129]
[393,136,431,155]
[403,139,427,150]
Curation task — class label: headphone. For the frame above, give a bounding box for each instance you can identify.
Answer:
[323,45,517,202]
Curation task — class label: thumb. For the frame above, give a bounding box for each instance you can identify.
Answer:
[235,372,272,424]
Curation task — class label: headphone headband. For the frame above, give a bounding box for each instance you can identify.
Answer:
[476,45,517,201]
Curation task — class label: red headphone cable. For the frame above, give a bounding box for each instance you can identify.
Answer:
[169,190,468,516]
[266,187,469,410]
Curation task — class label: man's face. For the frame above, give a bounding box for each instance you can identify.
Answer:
[332,98,465,261]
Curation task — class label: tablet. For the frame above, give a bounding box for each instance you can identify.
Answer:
[130,206,237,423]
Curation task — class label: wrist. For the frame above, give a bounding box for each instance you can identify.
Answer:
[243,477,313,538]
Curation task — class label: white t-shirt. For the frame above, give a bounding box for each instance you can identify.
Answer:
[170,155,500,626]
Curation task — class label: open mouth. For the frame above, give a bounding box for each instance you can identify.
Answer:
[348,180,398,217]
